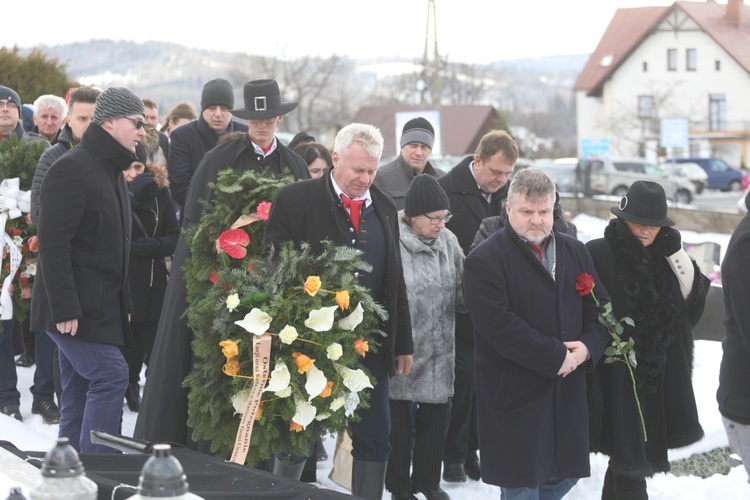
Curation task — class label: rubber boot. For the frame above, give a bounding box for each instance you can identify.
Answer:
[272,455,306,480]
[352,458,387,500]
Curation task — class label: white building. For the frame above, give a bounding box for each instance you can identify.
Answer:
[574,0,750,167]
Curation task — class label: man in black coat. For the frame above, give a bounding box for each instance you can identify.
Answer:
[264,123,413,500]
[135,79,309,449]
[436,130,517,482]
[167,78,248,217]
[33,87,145,453]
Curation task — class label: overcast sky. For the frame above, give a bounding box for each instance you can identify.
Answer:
[3,1,703,63]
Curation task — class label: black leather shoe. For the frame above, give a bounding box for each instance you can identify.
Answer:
[31,400,60,424]
[125,383,141,412]
[0,404,22,422]
[391,493,418,500]
[15,353,35,367]
[464,459,481,480]
[442,463,466,482]
[418,486,451,500]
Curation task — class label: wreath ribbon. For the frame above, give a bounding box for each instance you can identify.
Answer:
[0,179,30,320]
[229,333,272,465]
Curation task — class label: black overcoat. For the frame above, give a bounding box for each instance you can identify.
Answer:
[586,219,708,478]
[135,136,308,447]
[263,170,414,375]
[463,224,609,488]
[32,123,133,346]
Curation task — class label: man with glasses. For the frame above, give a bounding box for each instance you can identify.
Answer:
[437,129,518,483]
[33,87,145,452]
[135,78,309,449]
[0,84,48,424]
[167,78,248,218]
[374,116,443,210]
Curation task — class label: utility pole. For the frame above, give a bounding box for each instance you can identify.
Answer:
[421,0,441,107]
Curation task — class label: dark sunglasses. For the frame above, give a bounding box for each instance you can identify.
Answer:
[122,117,146,129]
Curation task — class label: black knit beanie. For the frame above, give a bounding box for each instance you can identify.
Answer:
[201,78,234,112]
[93,87,145,124]
[404,174,450,217]
[400,117,435,149]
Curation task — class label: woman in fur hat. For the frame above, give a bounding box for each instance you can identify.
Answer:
[122,133,179,412]
[386,174,465,500]
[585,181,709,499]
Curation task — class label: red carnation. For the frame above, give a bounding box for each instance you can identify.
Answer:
[575,273,595,297]
[218,229,250,259]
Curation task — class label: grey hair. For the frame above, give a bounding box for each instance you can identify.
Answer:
[507,168,555,205]
[333,123,384,160]
[33,94,67,117]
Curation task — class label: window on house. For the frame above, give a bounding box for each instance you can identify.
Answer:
[709,94,726,131]
[668,49,677,71]
[643,61,648,72]
[638,96,655,118]
[715,60,721,71]
[686,49,697,71]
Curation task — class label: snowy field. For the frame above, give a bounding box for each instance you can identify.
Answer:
[1,213,748,499]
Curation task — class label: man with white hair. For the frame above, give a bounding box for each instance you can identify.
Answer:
[32,94,67,144]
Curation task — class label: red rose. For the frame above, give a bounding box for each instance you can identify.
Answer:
[217,229,250,259]
[27,236,39,253]
[576,273,595,297]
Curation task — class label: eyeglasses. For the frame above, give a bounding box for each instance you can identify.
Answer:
[122,117,146,129]
[248,117,278,125]
[422,212,453,225]
[0,100,19,110]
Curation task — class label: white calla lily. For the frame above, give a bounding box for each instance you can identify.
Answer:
[340,366,374,392]
[292,397,317,429]
[343,391,360,417]
[231,390,250,415]
[263,362,290,393]
[305,364,328,402]
[275,386,292,398]
[315,413,331,421]
[304,305,338,332]
[329,396,345,412]
[337,301,364,331]
[234,308,272,336]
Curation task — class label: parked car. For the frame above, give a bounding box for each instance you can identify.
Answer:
[534,161,577,194]
[554,157,695,203]
[661,162,709,194]
[664,157,747,192]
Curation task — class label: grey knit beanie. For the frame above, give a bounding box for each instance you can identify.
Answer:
[93,87,145,124]
[400,117,435,150]
[201,78,234,112]
[404,174,450,217]
[0,86,22,112]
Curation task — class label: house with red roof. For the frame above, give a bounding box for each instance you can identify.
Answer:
[574,0,750,167]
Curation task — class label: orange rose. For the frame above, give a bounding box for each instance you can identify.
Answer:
[303,276,322,296]
[290,421,304,433]
[219,339,239,359]
[335,290,350,310]
[27,236,39,253]
[319,381,334,398]
[354,339,369,357]
[255,402,264,421]
[292,352,315,374]
[223,358,241,376]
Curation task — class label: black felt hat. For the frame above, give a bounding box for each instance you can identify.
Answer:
[610,180,675,227]
[231,79,298,120]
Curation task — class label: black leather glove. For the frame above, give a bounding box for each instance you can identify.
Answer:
[128,172,157,201]
[130,237,161,257]
[659,226,682,256]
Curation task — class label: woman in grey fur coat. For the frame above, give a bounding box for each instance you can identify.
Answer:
[386,175,465,500]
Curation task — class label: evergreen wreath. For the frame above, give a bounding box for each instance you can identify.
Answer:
[183,168,386,463]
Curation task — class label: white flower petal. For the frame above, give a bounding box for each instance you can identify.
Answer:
[263,362,291,393]
[329,396,345,412]
[326,342,343,361]
[304,305,338,332]
[315,413,331,421]
[234,308,272,336]
[278,325,299,345]
[340,366,374,393]
[275,386,292,398]
[231,390,250,415]
[305,364,328,402]
[226,293,240,312]
[337,302,364,331]
[292,397,317,429]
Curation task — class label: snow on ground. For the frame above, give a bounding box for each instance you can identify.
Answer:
[1,214,748,499]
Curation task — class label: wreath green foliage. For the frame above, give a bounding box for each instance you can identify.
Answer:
[0,134,47,190]
[183,168,386,464]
